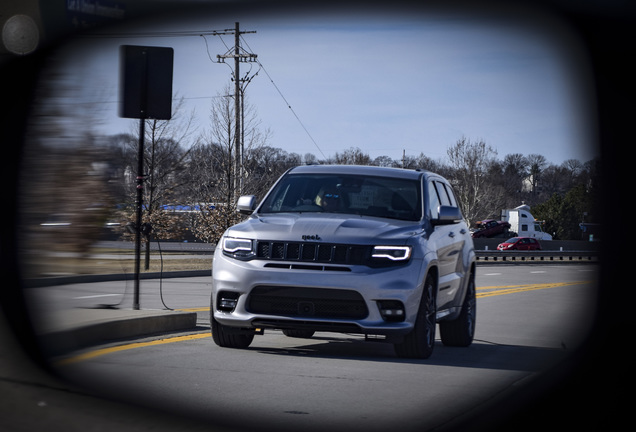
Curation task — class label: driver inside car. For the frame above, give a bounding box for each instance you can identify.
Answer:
[315,188,342,211]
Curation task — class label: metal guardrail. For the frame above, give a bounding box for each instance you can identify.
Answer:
[475,250,599,263]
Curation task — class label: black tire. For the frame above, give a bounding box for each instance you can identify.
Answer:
[210,295,254,349]
[282,329,315,338]
[394,274,437,359]
[439,272,476,347]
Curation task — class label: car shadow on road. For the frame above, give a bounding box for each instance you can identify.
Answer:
[253,335,571,372]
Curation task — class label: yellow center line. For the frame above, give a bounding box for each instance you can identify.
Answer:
[54,332,211,367]
[53,280,593,366]
[175,307,210,312]
[476,280,592,298]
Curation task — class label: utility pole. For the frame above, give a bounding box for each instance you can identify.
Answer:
[216,22,257,199]
[233,22,241,199]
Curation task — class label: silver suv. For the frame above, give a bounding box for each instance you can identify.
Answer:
[211,165,476,358]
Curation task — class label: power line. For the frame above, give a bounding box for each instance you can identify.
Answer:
[106,95,229,104]
[241,36,326,160]
[82,29,238,38]
[54,95,231,107]
[82,26,326,159]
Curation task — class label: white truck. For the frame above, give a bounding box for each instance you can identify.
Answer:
[500,204,552,240]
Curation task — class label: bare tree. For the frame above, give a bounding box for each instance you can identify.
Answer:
[242,146,300,198]
[140,97,198,209]
[303,153,319,165]
[188,86,271,243]
[413,152,443,172]
[115,98,198,267]
[526,153,548,197]
[562,158,584,177]
[116,98,198,212]
[446,136,499,226]
[494,153,528,208]
[334,147,372,165]
[372,155,394,167]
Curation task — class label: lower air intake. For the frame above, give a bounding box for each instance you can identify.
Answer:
[247,286,368,320]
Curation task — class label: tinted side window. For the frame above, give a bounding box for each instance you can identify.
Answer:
[432,180,457,207]
[437,182,451,207]
[427,181,441,219]
[441,182,458,207]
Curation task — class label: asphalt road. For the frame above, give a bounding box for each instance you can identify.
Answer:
[16,264,601,432]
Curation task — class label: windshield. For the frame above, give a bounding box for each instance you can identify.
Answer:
[259,173,422,221]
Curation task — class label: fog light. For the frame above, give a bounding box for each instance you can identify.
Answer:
[217,291,240,312]
[377,300,405,322]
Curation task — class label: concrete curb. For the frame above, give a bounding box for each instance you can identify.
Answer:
[36,309,199,358]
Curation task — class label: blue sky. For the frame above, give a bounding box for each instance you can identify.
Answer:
[59,7,598,165]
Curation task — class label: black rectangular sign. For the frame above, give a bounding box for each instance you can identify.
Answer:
[119,45,173,120]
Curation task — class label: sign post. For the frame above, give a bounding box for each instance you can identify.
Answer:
[119,45,173,309]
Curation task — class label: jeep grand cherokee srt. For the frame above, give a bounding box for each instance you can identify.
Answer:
[211,165,476,359]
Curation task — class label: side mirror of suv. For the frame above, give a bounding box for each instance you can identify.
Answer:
[237,195,257,215]
[431,205,462,226]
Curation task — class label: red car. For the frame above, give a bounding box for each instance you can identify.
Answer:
[497,237,542,251]
[471,219,510,238]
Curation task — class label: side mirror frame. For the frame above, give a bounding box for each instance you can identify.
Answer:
[431,205,462,226]
[237,195,257,215]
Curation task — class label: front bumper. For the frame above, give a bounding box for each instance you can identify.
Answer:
[211,252,425,336]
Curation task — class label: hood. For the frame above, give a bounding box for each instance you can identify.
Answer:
[226,213,421,244]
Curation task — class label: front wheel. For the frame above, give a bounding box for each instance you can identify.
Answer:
[210,296,254,349]
[394,274,437,359]
[439,272,476,347]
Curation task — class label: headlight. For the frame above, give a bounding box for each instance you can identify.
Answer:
[371,246,412,261]
[222,237,255,259]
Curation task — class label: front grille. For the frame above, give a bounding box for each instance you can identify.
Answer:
[246,286,368,320]
[256,241,369,265]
